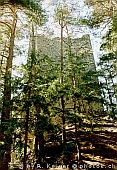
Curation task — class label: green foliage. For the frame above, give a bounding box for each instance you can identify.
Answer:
[84,0,117,27]
[79,17,102,28]
[55,5,71,25]
[98,28,117,118]
[62,142,75,156]
[112,14,117,32]
[0,0,42,12]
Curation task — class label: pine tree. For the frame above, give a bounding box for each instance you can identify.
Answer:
[0,2,45,169]
[98,30,117,118]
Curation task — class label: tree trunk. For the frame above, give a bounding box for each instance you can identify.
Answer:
[23,23,36,170]
[60,14,66,143]
[23,99,30,170]
[38,133,45,162]
[35,135,39,159]
[74,102,81,163]
[34,114,45,163]
[75,120,81,162]
[61,96,66,143]
[0,6,17,170]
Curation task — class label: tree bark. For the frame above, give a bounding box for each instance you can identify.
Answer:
[23,23,36,170]
[74,101,81,163]
[60,14,66,143]
[23,99,30,170]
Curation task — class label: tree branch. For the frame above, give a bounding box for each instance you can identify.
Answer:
[0,20,12,31]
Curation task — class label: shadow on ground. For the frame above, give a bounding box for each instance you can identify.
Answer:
[43,122,117,170]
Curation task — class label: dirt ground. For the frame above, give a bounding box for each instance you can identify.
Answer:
[17,120,117,170]
[45,120,117,170]
[67,120,117,170]
[81,126,117,169]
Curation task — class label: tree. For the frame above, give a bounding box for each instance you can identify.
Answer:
[0,1,45,169]
[98,31,117,118]
[0,0,43,12]
[54,5,71,143]
[83,0,117,117]
[0,5,18,170]
[84,0,117,27]
[9,26,59,167]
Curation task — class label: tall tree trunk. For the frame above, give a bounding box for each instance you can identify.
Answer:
[74,92,81,163]
[34,111,45,163]
[38,132,45,162]
[23,98,30,170]
[66,23,81,161]
[72,74,81,163]
[23,23,36,170]
[74,117,81,162]
[34,106,45,162]
[0,6,17,170]
[61,96,66,143]
[60,15,66,143]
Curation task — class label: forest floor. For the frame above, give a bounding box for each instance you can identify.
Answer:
[76,120,117,170]
[12,118,117,170]
[42,119,117,170]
